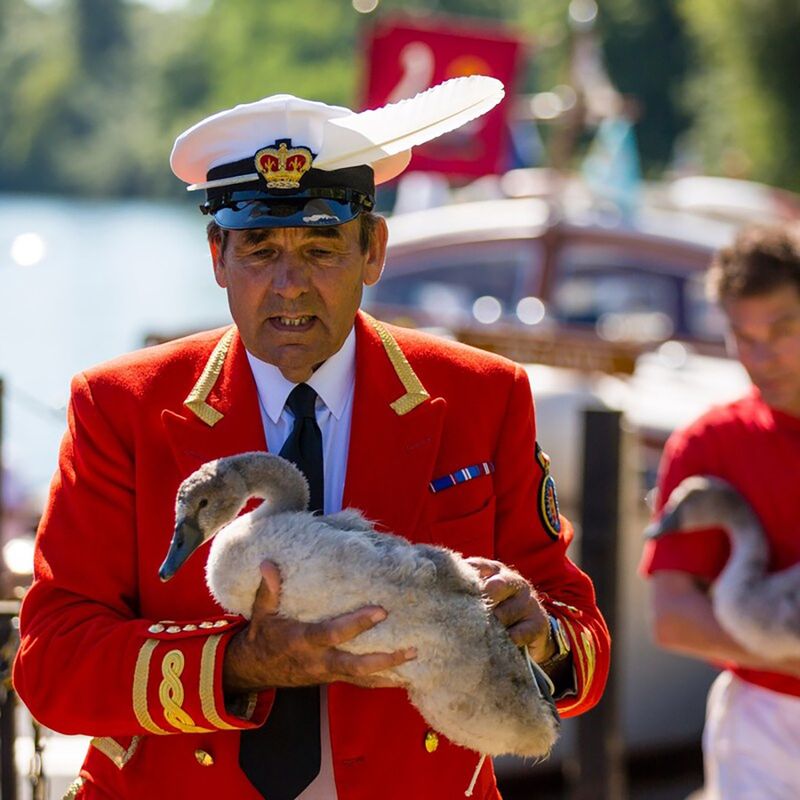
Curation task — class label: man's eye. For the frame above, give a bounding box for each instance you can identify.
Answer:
[774,320,800,338]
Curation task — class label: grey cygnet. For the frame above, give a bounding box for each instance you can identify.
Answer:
[646,474,800,659]
[159,452,560,758]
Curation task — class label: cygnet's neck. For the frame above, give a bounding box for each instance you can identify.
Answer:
[235,454,309,516]
[718,508,769,587]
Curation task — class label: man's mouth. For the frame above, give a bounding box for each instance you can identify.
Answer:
[758,377,784,392]
[269,315,316,331]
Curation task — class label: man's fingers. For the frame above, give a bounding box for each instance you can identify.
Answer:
[305,606,388,648]
[505,618,542,648]
[251,560,282,618]
[465,556,502,580]
[491,591,532,628]
[483,573,528,606]
[327,646,417,678]
[355,673,406,689]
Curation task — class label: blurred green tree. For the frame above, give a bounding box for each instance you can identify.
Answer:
[0,2,79,193]
[1,0,798,196]
[73,0,129,79]
[600,0,690,174]
[678,0,800,190]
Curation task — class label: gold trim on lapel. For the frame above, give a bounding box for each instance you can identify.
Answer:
[344,314,445,538]
[184,327,236,426]
[362,313,430,415]
[161,328,266,483]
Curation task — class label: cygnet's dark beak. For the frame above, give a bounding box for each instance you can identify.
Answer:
[158,517,204,582]
[643,507,680,539]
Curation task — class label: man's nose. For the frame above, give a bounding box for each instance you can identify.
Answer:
[746,339,778,366]
[271,254,309,298]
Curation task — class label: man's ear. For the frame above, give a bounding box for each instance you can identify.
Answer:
[209,238,227,288]
[363,217,388,287]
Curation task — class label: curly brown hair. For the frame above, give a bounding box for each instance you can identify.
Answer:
[707,223,800,302]
[206,212,381,256]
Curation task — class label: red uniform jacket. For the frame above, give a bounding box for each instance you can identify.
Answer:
[15,312,609,799]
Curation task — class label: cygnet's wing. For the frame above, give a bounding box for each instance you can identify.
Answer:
[324,509,377,533]
[714,560,800,659]
[744,562,800,643]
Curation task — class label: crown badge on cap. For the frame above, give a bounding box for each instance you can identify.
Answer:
[254,139,314,189]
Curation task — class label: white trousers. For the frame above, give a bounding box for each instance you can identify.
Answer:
[702,671,800,800]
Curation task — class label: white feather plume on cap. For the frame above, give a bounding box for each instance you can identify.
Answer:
[171,75,505,191]
[315,75,505,179]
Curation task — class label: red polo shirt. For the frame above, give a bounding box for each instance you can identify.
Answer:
[640,387,800,697]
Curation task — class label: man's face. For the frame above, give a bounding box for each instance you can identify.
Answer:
[211,217,387,382]
[723,283,800,416]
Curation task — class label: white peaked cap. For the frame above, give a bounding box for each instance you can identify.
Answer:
[170,75,505,191]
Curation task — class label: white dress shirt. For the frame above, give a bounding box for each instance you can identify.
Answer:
[246,327,355,516]
[245,327,357,800]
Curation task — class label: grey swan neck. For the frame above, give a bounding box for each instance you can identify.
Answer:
[237,455,310,517]
[717,512,770,592]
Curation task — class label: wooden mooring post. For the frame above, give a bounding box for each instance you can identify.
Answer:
[565,408,627,800]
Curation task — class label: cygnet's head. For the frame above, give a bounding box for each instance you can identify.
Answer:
[159,459,249,582]
[645,475,749,539]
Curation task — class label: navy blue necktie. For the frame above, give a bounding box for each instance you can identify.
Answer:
[239,383,323,799]
[279,383,325,515]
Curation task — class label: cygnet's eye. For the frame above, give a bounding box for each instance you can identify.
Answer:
[198,498,209,510]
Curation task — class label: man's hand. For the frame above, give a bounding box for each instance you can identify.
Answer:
[465,557,556,664]
[223,561,416,694]
[651,571,800,678]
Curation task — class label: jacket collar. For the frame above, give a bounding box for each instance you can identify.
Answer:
[343,312,445,537]
[161,327,266,478]
[162,314,445,536]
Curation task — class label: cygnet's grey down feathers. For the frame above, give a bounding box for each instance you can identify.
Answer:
[160,452,560,758]
[646,475,800,659]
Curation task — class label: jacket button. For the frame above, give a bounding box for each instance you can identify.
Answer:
[194,749,214,767]
[424,731,439,753]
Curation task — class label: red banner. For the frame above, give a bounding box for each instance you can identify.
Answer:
[362,15,525,178]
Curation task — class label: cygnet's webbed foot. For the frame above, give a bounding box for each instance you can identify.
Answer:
[524,649,560,724]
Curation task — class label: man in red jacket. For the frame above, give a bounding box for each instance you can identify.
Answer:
[15,82,609,800]
[641,224,800,799]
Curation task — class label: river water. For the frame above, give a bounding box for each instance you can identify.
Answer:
[0,193,229,498]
